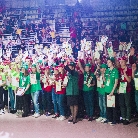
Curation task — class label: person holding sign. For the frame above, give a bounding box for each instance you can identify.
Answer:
[10,63,20,115]
[118,57,132,125]
[30,64,42,118]
[95,64,108,123]
[18,65,30,117]
[0,65,7,115]
[54,64,66,121]
[6,64,16,114]
[42,66,52,116]
[51,67,60,119]
[132,63,138,127]
[78,60,96,122]
[104,57,119,125]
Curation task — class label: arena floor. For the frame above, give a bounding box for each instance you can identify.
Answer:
[0,112,138,138]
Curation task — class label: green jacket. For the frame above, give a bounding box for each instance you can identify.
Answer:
[66,70,79,96]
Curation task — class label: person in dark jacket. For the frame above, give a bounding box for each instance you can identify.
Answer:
[64,61,79,124]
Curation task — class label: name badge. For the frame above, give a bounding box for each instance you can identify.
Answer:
[134,78,138,90]
[106,79,110,86]
[119,82,127,93]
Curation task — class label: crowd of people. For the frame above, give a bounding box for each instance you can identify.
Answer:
[0,5,138,127]
[0,42,138,127]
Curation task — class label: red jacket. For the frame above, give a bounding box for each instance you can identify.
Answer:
[42,75,52,92]
[55,73,66,95]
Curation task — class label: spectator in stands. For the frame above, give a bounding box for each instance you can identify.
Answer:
[55,33,61,44]
[47,34,52,42]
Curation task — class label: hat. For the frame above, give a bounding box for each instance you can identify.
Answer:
[38,60,42,63]
[87,57,92,60]
[32,64,36,68]
[68,62,76,67]
[107,57,115,64]
[54,67,59,71]
[58,64,64,68]
[22,65,28,70]
[100,64,108,69]
[53,63,57,67]
[118,56,128,62]
[45,66,50,70]
[85,63,91,67]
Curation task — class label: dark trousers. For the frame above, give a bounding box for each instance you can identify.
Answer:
[0,87,8,109]
[22,94,30,115]
[83,90,94,117]
[105,93,120,122]
[119,93,131,120]
[16,96,23,110]
[38,91,43,111]
[43,91,52,113]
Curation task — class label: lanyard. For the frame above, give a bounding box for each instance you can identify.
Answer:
[108,68,114,78]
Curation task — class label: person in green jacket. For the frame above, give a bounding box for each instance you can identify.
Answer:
[18,65,30,117]
[30,64,42,118]
[104,57,119,125]
[64,61,79,124]
[0,65,7,115]
[78,60,96,122]
[95,64,108,123]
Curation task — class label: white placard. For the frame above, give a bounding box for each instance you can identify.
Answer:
[63,76,68,85]
[94,51,100,59]
[97,76,103,88]
[107,95,115,107]
[96,42,103,51]
[30,74,37,84]
[119,82,127,93]
[16,87,25,96]
[134,78,138,90]
[56,81,61,92]
[0,75,2,85]
[12,76,19,87]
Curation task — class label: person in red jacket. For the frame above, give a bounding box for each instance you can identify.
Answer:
[42,66,52,116]
[51,67,60,118]
[55,64,66,121]
[118,56,132,125]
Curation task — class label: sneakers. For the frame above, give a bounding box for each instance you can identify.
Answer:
[88,117,93,122]
[32,113,37,117]
[110,121,116,126]
[96,117,103,122]
[16,110,22,116]
[60,116,66,121]
[103,120,108,124]
[103,120,112,124]
[68,116,73,123]
[46,112,51,116]
[56,116,66,121]
[68,119,73,123]
[34,113,40,118]
[101,118,107,123]
[123,120,130,125]
[0,109,5,115]
[136,124,138,127]
[52,114,59,118]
